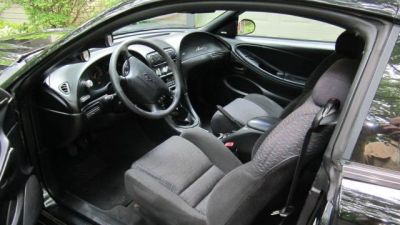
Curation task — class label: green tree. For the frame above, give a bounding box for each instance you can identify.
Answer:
[0,0,123,37]
[11,0,124,30]
[0,0,13,14]
[13,0,96,29]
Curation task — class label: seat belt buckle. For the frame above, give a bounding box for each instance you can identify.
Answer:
[224,142,238,154]
[270,206,294,218]
[224,141,235,149]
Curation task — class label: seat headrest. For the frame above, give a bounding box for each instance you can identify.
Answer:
[335,31,364,58]
[312,58,358,107]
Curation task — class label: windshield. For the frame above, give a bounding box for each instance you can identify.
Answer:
[0,9,224,74]
[113,11,225,35]
[0,31,66,74]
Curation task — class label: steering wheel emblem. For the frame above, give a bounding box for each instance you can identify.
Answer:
[143,74,155,83]
[123,62,130,76]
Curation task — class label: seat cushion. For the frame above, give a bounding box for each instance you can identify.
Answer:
[211,94,283,134]
[125,128,241,225]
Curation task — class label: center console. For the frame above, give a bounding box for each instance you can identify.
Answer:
[147,48,177,90]
[147,48,200,130]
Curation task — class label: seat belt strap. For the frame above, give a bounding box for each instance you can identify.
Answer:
[272,98,340,220]
[216,105,243,129]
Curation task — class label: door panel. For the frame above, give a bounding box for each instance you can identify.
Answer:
[223,37,334,106]
[337,163,400,225]
[0,89,42,225]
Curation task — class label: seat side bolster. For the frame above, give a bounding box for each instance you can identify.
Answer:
[206,160,297,225]
[244,94,284,118]
[181,127,242,173]
[125,168,206,225]
[206,163,262,225]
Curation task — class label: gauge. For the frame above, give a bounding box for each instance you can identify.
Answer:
[80,50,91,62]
[88,66,107,89]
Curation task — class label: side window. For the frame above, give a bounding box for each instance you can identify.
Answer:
[238,12,344,42]
[351,37,400,172]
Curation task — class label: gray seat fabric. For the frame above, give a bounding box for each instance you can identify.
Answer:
[125,128,242,225]
[210,30,364,135]
[125,58,359,225]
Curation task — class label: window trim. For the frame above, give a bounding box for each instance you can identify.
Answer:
[342,161,400,188]
[235,35,336,50]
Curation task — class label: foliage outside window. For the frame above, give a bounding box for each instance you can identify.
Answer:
[0,0,122,38]
[238,12,344,42]
[351,36,400,172]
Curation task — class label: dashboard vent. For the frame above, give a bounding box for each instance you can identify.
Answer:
[59,82,70,95]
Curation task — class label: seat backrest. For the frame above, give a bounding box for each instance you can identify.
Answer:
[205,58,359,225]
[279,30,364,119]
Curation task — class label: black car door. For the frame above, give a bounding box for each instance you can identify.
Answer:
[0,88,42,225]
[221,12,344,106]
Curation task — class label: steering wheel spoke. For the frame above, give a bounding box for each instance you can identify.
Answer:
[122,49,133,60]
[118,74,127,83]
[145,103,162,113]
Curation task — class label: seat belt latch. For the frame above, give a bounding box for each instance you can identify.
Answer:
[312,98,340,129]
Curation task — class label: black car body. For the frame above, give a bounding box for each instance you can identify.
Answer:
[0,1,400,225]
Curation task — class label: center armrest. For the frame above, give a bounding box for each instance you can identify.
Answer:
[247,116,281,132]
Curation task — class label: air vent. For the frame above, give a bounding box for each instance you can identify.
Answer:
[59,82,70,95]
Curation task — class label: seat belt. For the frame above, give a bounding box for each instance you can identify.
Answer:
[271,98,340,222]
[216,105,243,129]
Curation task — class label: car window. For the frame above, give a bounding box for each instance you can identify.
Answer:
[350,38,400,172]
[114,11,225,35]
[238,12,344,42]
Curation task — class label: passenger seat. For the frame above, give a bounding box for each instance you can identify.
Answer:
[211,30,364,134]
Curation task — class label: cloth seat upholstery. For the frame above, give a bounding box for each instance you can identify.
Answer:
[125,58,359,225]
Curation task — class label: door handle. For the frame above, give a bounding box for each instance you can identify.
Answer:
[237,49,285,77]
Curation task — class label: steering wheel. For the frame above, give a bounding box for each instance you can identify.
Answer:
[109,38,182,119]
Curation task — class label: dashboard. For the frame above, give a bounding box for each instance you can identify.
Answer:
[39,31,230,118]
[180,32,229,63]
[82,60,110,90]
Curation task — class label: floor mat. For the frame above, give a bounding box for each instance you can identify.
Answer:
[104,202,148,225]
[68,160,132,210]
[58,116,157,212]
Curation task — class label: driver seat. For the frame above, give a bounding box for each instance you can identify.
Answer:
[125,59,359,225]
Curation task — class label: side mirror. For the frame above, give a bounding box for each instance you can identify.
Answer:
[238,19,256,35]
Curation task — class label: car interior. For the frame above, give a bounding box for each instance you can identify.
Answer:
[3,2,383,225]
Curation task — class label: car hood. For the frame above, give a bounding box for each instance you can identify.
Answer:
[0,31,67,74]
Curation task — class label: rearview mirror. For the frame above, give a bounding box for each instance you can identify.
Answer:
[238,19,256,35]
